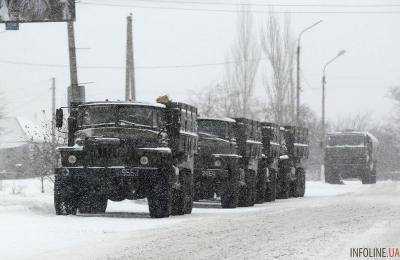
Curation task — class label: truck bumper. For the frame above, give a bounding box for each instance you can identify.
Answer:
[55,166,162,179]
[326,164,367,179]
[199,168,229,179]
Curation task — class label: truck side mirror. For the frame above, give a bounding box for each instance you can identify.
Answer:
[56,108,63,128]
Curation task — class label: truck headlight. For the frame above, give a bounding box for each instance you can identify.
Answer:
[140,156,149,165]
[68,155,77,165]
[214,160,222,167]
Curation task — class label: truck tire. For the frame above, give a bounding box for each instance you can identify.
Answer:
[294,167,306,197]
[221,166,239,208]
[238,170,256,207]
[54,175,77,215]
[361,164,377,185]
[370,164,377,184]
[276,167,290,199]
[256,167,267,204]
[324,166,341,184]
[265,168,277,202]
[148,175,171,218]
[171,169,193,215]
[183,170,194,214]
[361,171,370,184]
[78,192,108,214]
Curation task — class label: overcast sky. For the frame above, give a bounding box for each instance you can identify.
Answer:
[0,0,399,125]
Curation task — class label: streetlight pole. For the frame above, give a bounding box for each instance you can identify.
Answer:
[321,50,346,180]
[296,20,322,125]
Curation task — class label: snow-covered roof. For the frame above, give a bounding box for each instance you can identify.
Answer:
[80,101,165,108]
[198,117,236,123]
[327,131,379,145]
[0,117,45,149]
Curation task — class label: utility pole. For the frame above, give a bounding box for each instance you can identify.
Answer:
[290,66,295,125]
[321,74,326,173]
[296,43,300,125]
[296,20,322,126]
[125,13,136,101]
[320,50,346,181]
[51,77,56,145]
[67,21,83,106]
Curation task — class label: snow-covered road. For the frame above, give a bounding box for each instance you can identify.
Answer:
[0,179,399,259]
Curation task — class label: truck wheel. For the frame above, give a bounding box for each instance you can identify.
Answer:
[294,167,306,197]
[265,168,277,202]
[361,172,370,184]
[54,174,77,215]
[171,169,193,215]
[238,170,256,207]
[148,175,171,218]
[78,192,108,214]
[221,167,239,208]
[276,167,290,199]
[256,167,267,204]
[370,164,377,184]
[183,170,194,214]
[324,166,341,184]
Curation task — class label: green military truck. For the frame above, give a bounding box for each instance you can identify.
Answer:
[193,118,242,208]
[325,131,378,184]
[233,118,264,207]
[53,100,198,218]
[258,122,281,202]
[276,126,309,199]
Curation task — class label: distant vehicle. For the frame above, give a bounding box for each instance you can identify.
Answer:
[276,126,309,199]
[325,131,378,184]
[53,100,198,218]
[193,118,242,208]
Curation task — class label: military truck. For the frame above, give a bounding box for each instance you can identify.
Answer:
[193,118,242,208]
[325,131,378,184]
[258,122,281,202]
[276,126,309,199]
[53,100,198,218]
[233,118,264,207]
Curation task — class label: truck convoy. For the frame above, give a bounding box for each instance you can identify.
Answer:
[54,98,309,218]
[193,117,309,209]
[325,131,378,184]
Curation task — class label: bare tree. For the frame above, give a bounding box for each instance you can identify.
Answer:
[332,111,374,132]
[221,6,261,119]
[27,112,67,192]
[186,83,222,118]
[260,12,295,125]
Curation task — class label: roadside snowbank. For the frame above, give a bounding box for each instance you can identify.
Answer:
[0,177,388,259]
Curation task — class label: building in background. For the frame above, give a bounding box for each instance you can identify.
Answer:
[0,117,45,179]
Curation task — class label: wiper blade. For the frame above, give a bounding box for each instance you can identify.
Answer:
[82,123,115,127]
[118,119,136,126]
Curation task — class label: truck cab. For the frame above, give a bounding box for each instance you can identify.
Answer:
[194,118,241,208]
[325,131,378,184]
[54,100,198,218]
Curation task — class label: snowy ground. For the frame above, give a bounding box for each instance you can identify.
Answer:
[0,178,399,259]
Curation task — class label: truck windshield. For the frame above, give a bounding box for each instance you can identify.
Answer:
[81,105,116,126]
[198,120,228,139]
[327,134,365,146]
[80,105,162,128]
[118,106,157,127]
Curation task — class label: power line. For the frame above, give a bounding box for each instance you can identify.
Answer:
[0,57,266,70]
[79,1,400,14]
[117,0,400,8]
